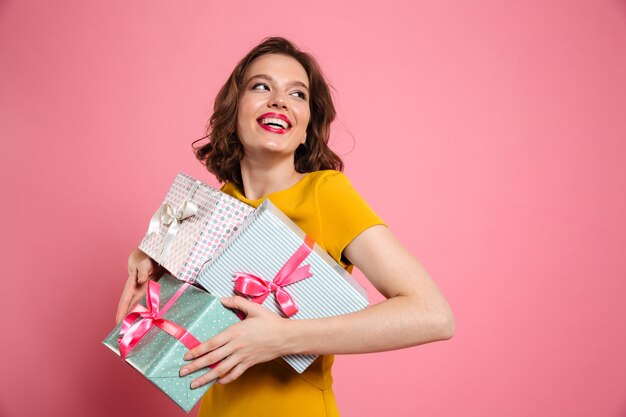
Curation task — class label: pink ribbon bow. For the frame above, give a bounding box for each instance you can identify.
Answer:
[233,236,315,317]
[118,280,200,359]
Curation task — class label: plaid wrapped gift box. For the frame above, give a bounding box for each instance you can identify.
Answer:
[139,172,254,282]
[196,199,369,373]
[103,274,240,412]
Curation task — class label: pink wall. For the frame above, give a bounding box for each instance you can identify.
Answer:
[1,1,625,416]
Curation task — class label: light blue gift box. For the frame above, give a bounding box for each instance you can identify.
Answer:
[196,199,369,373]
[103,274,239,412]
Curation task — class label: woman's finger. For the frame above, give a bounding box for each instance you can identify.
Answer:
[115,276,137,323]
[220,296,267,318]
[189,354,239,389]
[115,293,132,323]
[216,362,248,385]
[136,259,154,284]
[180,341,234,377]
[116,274,149,323]
[129,288,147,309]
[183,326,236,361]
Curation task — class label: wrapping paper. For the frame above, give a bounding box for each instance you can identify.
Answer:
[139,172,254,282]
[196,199,369,373]
[103,274,240,412]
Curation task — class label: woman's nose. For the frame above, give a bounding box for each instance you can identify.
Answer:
[268,91,288,110]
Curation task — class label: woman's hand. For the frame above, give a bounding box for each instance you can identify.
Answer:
[115,248,163,323]
[180,296,291,388]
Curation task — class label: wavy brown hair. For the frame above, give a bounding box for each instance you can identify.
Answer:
[193,37,343,185]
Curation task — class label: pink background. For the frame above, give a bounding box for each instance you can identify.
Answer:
[1,1,625,416]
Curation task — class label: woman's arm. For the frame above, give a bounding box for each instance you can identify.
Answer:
[180,225,454,387]
[285,224,455,354]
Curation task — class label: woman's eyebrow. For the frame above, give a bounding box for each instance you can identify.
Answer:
[290,80,310,91]
[247,74,309,90]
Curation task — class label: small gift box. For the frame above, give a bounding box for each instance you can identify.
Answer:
[196,200,369,373]
[103,274,240,412]
[139,172,254,282]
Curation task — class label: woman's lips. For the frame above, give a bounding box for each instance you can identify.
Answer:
[257,112,292,134]
[259,123,288,134]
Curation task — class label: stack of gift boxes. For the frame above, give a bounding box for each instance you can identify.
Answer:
[103,172,369,412]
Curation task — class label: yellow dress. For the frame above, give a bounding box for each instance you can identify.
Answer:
[198,170,384,417]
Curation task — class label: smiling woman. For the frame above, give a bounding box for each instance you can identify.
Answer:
[235,54,311,168]
[193,38,343,190]
[116,37,454,417]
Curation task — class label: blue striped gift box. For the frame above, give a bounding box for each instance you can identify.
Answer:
[196,199,369,373]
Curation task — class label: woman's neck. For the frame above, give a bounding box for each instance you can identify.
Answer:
[239,155,307,200]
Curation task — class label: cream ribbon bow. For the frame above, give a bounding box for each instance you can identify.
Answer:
[147,181,201,262]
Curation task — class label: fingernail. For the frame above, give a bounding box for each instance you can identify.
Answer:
[180,368,189,377]
[183,353,192,360]
[190,381,199,389]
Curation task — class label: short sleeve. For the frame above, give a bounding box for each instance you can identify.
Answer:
[316,172,385,267]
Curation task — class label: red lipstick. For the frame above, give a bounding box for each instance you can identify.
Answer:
[257,112,292,134]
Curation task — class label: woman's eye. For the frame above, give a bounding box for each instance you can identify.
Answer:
[252,83,269,91]
[291,91,306,100]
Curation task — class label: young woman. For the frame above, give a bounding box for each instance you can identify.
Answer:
[116,37,455,417]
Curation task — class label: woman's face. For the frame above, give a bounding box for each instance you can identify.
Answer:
[236,53,311,160]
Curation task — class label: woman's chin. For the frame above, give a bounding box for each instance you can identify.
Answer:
[243,145,297,162]
[258,142,297,155]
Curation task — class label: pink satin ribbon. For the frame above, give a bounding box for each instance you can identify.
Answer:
[233,235,315,317]
[118,280,200,359]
